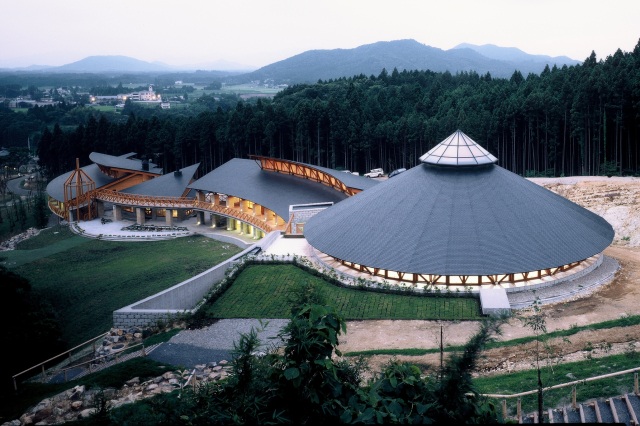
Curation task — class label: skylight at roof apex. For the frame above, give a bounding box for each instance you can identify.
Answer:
[419,129,498,166]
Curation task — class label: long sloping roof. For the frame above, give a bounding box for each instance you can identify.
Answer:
[122,163,200,197]
[46,163,116,201]
[188,158,348,219]
[304,162,614,276]
[89,152,163,174]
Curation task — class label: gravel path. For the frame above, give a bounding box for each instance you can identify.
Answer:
[147,319,289,368]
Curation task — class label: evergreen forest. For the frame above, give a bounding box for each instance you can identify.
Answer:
[3,41,639,180]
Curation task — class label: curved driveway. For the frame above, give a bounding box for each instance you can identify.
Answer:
[6,176,34,197]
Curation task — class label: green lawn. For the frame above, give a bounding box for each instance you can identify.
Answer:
[9,233,242,346]
[203,264,482,320]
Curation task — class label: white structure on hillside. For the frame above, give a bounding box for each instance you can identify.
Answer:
[127,85,161,102]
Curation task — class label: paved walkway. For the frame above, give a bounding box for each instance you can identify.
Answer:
[72,215,257,248]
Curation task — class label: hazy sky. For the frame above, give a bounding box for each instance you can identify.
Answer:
[2,0,638,69]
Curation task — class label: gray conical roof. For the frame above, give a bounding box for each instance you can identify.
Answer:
[305,149,613,276]
[420,130,497,166]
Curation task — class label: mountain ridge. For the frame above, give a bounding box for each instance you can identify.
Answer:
[0,39,583,82]
[228,39,581,83]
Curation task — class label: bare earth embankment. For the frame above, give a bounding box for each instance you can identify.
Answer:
[339,176,640,375]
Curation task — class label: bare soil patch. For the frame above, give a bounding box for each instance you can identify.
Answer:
[339,177,640,376]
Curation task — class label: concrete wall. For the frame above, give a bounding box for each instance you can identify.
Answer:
[288,203,332,235]
[113,231,282,328]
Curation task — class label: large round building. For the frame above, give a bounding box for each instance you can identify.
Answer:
[304,130,615,291]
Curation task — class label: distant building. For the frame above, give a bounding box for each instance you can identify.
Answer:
[126,85,161,102]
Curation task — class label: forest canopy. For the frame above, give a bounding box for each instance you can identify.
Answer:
[4,41,639,180]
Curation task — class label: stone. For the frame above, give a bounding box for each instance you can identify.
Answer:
[79,408,94,418]
[6,361,235,425]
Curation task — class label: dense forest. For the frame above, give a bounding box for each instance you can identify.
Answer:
[3,41,640,179]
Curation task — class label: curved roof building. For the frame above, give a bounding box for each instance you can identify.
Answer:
[304,130,615,288]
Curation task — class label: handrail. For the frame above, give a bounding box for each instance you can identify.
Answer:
[12,332,109,390]
[480,366,640,399]
[51,342,148,383]
[480,366,640,422]
[94,189,281,233]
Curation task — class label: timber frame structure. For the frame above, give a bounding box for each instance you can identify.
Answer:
[62,159,96,222]
[329,255,596,290]
[250,155,364,196]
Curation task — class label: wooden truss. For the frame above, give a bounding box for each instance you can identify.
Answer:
[63,159,96,221]
[335,257,584,288]
[95,189,282,233]
[250,155,362,196]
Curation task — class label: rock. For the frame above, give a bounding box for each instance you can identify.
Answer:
[126,377,140,386]
[7,364,234,425]
[79,408,94,418]
[68,385,85,400]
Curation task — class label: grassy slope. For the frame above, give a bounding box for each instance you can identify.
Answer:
[8,231,241,346]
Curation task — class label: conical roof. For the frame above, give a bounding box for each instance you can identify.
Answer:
[304,131,613,276]
[419,129,497,166]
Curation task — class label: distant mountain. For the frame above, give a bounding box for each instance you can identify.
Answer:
[228,39,582,84]
[0,41,583,83]
[50,55,174,73]
[452,43,581,65]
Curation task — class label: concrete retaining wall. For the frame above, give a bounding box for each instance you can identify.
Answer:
[113,231,281,328]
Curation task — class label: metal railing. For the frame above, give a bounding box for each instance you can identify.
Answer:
[12,332,108,391]
[45,342,151,384]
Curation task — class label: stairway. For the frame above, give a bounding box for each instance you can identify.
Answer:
[518,393,640,424]
[45,343,163,384]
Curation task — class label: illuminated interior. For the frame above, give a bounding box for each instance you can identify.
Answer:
[315,252,601,290]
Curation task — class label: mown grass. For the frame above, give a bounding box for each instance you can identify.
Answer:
[14,224,75,250]
[10,234,242,347]
[203,264,482,320]
[475,352,640,415]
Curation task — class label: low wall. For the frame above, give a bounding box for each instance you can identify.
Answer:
[113,231,281,328]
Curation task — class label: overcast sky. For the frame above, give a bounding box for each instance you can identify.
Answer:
[1,0,638,69]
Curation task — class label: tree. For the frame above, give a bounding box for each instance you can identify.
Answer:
[522,298,547,422]
[115,304,505,425]
[0,266,65,397]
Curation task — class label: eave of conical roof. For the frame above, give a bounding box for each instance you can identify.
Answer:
[420,130,497,166]
[304,162,614,276]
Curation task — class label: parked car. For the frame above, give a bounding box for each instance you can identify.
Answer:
[364,168,384,178]
[388,168,407,178]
